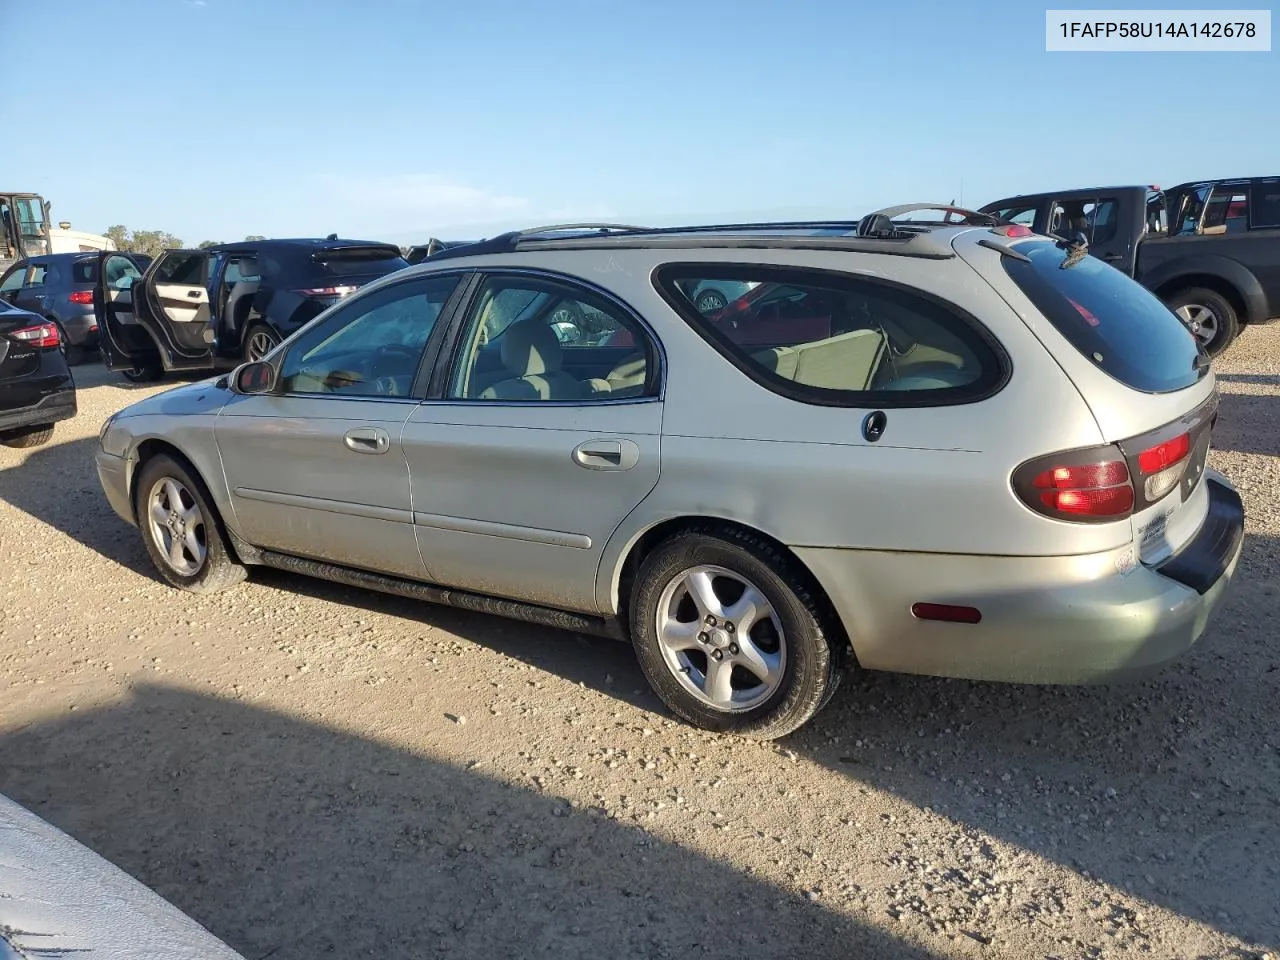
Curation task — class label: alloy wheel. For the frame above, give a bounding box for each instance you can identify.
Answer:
[146,477,207,577]
[1175,303,1219,346]
[655,564,786,712]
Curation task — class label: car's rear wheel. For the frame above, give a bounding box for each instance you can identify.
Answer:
[133,454,246,594]
[1167,287,1239,357]
[0,425,54,449]
[244,324,279,362]
[121,362,164,383]
[694,289,728,314]
[629,526,842,739]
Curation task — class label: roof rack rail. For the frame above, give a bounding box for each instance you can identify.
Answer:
[869,203,999,227]
[515,222,652,236]
[417,222,654,262]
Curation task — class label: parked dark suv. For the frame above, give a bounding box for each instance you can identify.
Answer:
[0,302,77,448]
[0,252,149,364]
[94,238,409,382]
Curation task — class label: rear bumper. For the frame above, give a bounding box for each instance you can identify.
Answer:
[0,389,77,434]
[95,448,135,525]
[795,473,1245,685]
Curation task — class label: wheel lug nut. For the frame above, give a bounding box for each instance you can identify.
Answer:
[704,615,716,626]
[711,649,724,661]
[697,632,709,644]
[725,622,735,634]
[729,643,739,655]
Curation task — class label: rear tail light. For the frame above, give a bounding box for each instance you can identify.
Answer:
[1012,445,1135,522]
[10,322,61,349]
[68,289,94,305]
[292,285,359,298]
[1136,432,1191,501]
[994,224,1035,238]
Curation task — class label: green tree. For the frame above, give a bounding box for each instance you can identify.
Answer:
[244,234,266,241]
[104,225,183,257]
[198,240,222,249]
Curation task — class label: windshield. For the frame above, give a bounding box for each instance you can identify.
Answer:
[1002,240,1207,393]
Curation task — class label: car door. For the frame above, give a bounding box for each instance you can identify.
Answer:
[403,270,664,614]
[133,249,217,368]
[215,271,468,579]
[94,252,153,369]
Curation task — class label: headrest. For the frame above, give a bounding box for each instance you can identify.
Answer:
[501,320,562,376]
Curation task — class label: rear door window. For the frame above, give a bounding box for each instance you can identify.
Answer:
[655,265,1007,406]
[71,259,97,283]
[1001,240,1206,394]
[1248,178,1280,228]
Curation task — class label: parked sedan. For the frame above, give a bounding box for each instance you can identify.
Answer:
[95,214,1243,739]
[0,302,76,448]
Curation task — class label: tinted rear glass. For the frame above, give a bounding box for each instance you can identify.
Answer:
[260,245,408,282]
[71,259,97,283]
[1002,241,1206,393]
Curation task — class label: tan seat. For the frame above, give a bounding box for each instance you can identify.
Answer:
[751,329,885,391]
[478,320,608,400]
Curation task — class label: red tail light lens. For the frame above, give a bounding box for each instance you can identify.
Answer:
[1013,446,1135,522]
[68,289,94,305]
[1137,432,1190,474]
[1136,431,1191,500]
[10,323,61,348]
[994,224,1035,238]
[292,285,359,298]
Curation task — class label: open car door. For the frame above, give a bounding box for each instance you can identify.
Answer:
[94,251,156,372]
[97,249,216,374]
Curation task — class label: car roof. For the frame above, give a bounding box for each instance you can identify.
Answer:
[414,213,992,265]
[204,237,402,255]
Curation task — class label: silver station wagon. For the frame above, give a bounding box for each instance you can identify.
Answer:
[94,210,1245,738]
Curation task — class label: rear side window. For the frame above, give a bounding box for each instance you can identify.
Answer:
[261,245,408,283]
[655,265,1007,407]
[312,246,408,278]
[1001,240,1206,394]
[1249,178,1280,228]
[72,259,97,284]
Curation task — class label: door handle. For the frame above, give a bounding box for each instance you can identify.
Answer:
[344,426,390,454]
[572,438,640,471]
[186,290,203,298]
[1102,253,1123,262]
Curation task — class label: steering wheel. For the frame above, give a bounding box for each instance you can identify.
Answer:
[369,343,422,396]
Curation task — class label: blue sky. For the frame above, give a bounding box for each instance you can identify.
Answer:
[5,0,1276,245]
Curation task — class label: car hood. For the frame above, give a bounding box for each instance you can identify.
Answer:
[116,376,231,420]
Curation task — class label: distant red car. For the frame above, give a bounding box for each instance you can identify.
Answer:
[607,282,835,349]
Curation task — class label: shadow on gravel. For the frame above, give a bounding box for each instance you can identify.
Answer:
[0,435,154,578]
[1214,373,1280,387]
[252,566,657,713]
[0,684,945,960]
[1211,390,1280,457]
[790,531,1280,950]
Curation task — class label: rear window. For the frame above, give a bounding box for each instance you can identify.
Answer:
[71,259,97,283]
[1001,241,1207,393]
[312,246,408,278]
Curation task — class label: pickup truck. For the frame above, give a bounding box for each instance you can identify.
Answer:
[980,177,1280,356]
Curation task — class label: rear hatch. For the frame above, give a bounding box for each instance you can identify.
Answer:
[294,243,408,302]
[956,231,1217,566]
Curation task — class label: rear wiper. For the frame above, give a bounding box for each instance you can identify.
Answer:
[1050,229,1090,269]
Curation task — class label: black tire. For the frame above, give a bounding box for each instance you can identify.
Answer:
[243,324,279,362]
[0,425,54,449]
[1165,287,1239,357]
[121,362,164,383]
[133,453,247,594]
[629,525,843,739]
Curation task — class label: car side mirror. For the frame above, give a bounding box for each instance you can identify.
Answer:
[230,360,277,395]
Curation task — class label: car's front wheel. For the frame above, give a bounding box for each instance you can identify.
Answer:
[134,453,247,594]
[121,362,164,383]
[629,526,843,739]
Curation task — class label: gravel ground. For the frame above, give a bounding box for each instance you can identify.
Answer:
[2,330,1279,960]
